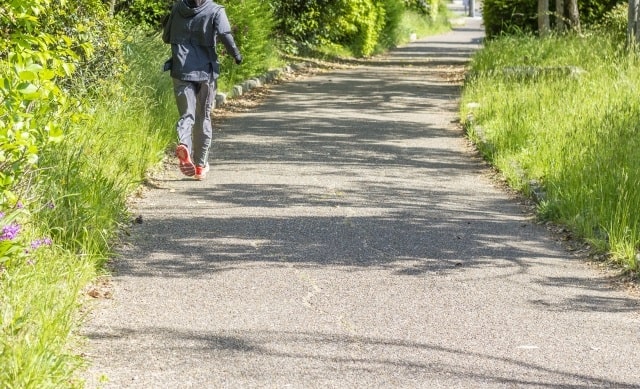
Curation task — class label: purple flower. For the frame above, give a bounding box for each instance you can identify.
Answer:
[0,212,4,219]
[1,223,21,241]
[16,202,24,209]
[30,237,53,249]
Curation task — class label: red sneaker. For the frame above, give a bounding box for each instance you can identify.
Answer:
[175,144,195,177]
[194,163,210,181]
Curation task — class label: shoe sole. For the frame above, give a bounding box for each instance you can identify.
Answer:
[176,145,195,177]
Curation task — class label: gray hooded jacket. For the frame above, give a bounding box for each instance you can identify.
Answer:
[163,0,242,81]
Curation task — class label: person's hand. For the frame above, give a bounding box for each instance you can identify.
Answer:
[235,55,243,65]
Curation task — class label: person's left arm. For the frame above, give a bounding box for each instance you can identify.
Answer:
[215,8,243,64]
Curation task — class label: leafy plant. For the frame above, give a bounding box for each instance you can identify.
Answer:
[113,0,174,29]
[271,0,394,57]
[218,0,281,90]
[0,2,84,207]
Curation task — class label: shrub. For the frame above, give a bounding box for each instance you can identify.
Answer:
[0,2,84,207]
[482,0,625,38]
[113,0,174,29]
[580,0,626,26]
[592,2,628,42]
[218,0,280,90]
[482,0,538,38]
[271,0,396,57]
[377,0,408,50]
[37,0,126,96]
[403,0,429,14]
[337,0,387,57]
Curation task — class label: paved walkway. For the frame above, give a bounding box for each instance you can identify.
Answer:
[83,17,640,388]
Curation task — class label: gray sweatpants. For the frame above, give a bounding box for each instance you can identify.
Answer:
[172,78,217,167]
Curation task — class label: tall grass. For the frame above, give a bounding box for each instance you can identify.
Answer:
[0,31,181,388]
[0,246,93,388]
[35,32,177,267]
[397,7,452,44]
[462,33,640,272]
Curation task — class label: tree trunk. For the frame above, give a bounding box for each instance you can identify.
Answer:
[565,0,580,32]
[555,0,565,32]
[630,0,639,46]
[538,0,550,36]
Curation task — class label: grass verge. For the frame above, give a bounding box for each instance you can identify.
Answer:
[461,32,640,273]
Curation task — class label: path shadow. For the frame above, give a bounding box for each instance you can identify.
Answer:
[110,18,640,314]
[85,326,639,388]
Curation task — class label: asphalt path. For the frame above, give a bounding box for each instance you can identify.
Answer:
[83,17,640,388]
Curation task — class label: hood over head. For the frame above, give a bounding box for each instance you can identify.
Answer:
[178,0,212,16]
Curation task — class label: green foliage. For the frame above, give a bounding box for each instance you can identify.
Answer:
[113,0,174,29]
[377,0,409,50]
[592,2,628,42]
[34,31,177,265]
[0,1,85,207]
[403,0,429,14]
[339,0,387,57]
[0,0,125,205]
[482,0,538,38]
[0,201,91,388]
[462,34,640,272]
[580,0,626,26]
[218,0,281,90]
[270,0,324,49]
[271,0,398,57]
[17,0,126,96]
[383,2,450,49]
[0,222,92,389]
[482,0,625,38]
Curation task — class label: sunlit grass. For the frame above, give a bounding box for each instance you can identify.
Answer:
[462,33,640,272]
[0,31,182,388]
[399,8,452,43]
[0,239,93,388]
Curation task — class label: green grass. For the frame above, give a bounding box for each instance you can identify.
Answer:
[462,32,640,273]
[34,33,178,268]
[0,237,93,388]
[398,8,452,44]
[0,31,178,388]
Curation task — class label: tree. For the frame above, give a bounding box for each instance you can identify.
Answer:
[629,0,639,46]
[566,0,581,31]
[555,0,565,32]
[538,0,550,35]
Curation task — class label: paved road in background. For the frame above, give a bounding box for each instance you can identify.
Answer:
[83,17,640,388]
